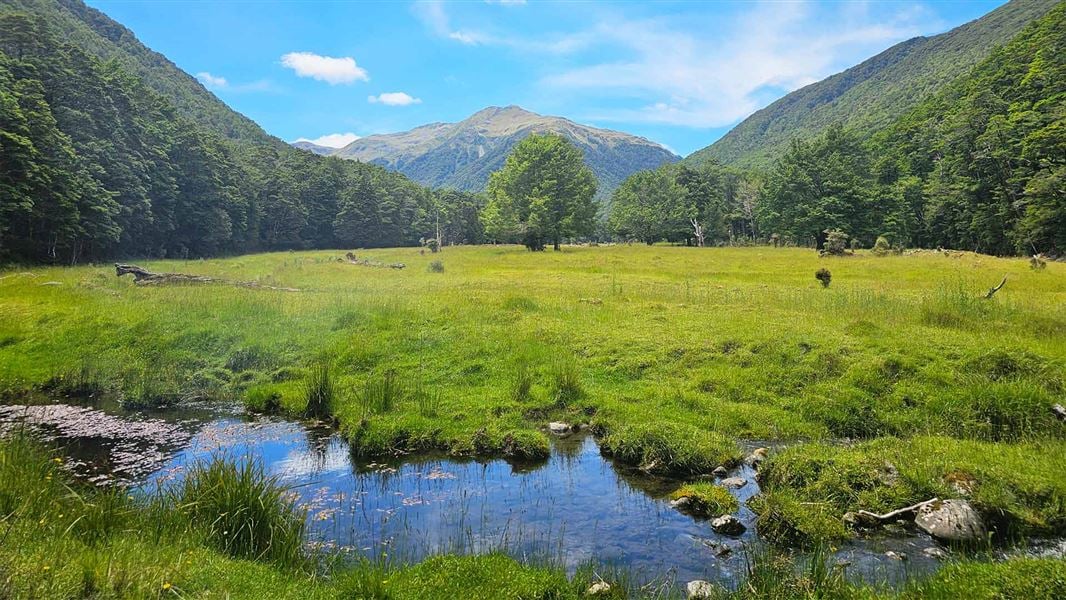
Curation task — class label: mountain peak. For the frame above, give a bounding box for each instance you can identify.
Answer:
[326,106,678,197]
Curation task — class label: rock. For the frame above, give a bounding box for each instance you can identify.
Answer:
[923,547,949,560]
[878,461,900,486]
[586,581,611,596]
[720,477,747,489]
[547,422,571,435]
[712,466,728,477]
[945,471,977,497]
[670,496,692,509]
[843,511,880,529]
[915,499,986,543]
[686,580,716,599]
[1052,403,1066,422]
[885,551,907,561]
[711,515,746,536]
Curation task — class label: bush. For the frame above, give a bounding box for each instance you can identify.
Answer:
[428,260,444,273]
[822,229,849,255]
[872,235,892,256]
[172,456,307,568]
[815,268,831,288]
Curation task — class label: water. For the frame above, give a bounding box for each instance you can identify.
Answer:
[0,401,996,588]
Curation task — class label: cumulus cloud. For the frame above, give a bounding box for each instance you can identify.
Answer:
[368,92,422,106]
[196,71,227,88]
[293,132,361,148]
[280,52,369,84]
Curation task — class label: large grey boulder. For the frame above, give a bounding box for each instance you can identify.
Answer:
[915,499,986,542]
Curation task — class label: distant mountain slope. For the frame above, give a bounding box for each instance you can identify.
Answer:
[325,106,679,197]
[686,0,1057,169]
[291,141,336,156]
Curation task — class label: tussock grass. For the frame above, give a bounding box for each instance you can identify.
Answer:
[670,482,739,516]
[303,361,334,420]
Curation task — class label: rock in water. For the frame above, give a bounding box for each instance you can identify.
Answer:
[687,580,716,599]
[720,477,747,489]
[711,515,746,535]
[547,422,571,435]
[712,466,728,477]
[586,581,611,596]
[923,546,949,560]
[915,499,986,542]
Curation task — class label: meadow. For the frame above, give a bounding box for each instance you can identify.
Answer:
[1,244,1065,597]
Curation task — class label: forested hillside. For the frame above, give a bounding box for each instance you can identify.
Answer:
[612,2,1065,256]
[686,0,1057,170]
[0,0,484,263]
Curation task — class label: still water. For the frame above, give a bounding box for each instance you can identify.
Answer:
[1,401,967,588]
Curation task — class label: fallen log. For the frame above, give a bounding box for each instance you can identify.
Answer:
[115,263,300,292]
[344,252,405,269]
[852,498,940,526]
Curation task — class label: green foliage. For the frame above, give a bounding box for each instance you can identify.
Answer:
[302,361,334,420]
[482,134,597,251]
[170,456,308,568]
[687,0,1058,169]
[359,369,402,419]
[670,482,739,517]
[428,259,444,273]
[815,268,831,288]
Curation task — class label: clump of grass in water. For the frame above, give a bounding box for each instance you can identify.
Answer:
[172,456,307,569]
[303,361,334,420]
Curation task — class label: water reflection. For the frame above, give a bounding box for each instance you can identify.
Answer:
[1,402,972,587]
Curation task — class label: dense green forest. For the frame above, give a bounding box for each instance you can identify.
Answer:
[611,2,1065,256]
[0,5,483,263]
[685,0,1057,170]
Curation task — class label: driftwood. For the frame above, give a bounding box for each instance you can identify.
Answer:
[984,276,1007,299]
[344,252,405,270]
[115,263,300,292]
[854,498,940,526]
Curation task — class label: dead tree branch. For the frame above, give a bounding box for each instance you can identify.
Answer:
[855,498,940,525]
[344,252,405,269]
[115,263,300,291]
[984,276,1007,299]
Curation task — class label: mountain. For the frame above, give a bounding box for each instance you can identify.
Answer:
[291,141,336,156]
[324,106,680,197]
[686,0,1058,169]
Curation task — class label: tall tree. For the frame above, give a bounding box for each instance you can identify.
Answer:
[483,134,597,251]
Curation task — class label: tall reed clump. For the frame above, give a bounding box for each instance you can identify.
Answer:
[303,361,334,420]
[511,361,534,403]
[359,370,402,420]
[172,456,307,569]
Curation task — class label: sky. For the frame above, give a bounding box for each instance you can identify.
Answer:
[86,0,1006,156]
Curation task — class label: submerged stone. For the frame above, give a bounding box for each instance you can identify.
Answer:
[711,515,745,536]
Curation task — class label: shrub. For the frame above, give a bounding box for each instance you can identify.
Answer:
[872,235,892,256]
[303,361,334,420]
[815,268,831,288]
[427,260,444,273]
[172,456,307,568]
[822,229,849,255]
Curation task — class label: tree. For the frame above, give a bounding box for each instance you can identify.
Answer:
[483,134,597,251]
[608,167,689,244]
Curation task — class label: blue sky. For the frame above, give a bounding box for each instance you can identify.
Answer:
[87,0,1005,156]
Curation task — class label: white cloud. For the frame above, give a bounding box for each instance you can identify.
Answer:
[540,1,937,127]
[196,71,227,88]
[412,1,486,45]
[368,92,422,106]
[280,52,369,85]
[293,132,361,148]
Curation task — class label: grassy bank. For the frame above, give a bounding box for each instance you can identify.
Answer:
[1,245,1064,538]
[3,434,1065,599]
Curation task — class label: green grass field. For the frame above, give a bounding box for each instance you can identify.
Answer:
[2,245,1065,597]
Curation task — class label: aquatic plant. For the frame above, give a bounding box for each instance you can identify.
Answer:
[303,361,334,420]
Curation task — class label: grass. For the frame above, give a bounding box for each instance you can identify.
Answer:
[1,244,1064,567]
[669,482,740,516]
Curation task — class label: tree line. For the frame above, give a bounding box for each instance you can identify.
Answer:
[608,3,1064,256]
[0,13,484,264]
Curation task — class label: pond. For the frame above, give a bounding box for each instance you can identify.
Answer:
[0,400,1024,589]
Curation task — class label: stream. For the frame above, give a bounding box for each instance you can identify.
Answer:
[2,400,1044,590]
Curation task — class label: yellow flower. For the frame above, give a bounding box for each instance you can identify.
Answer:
[53,458,62,463]
[42,565,50,571]
[162,582,172,590]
